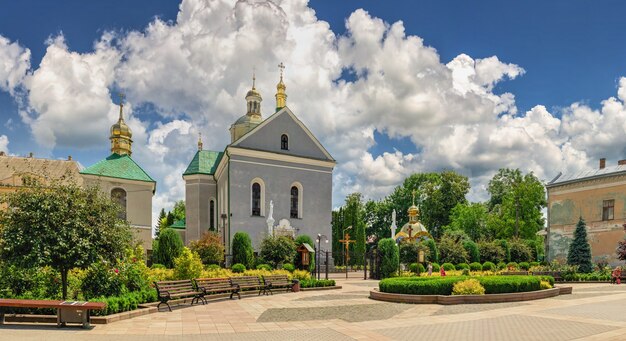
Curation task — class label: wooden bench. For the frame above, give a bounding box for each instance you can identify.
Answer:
[154,280,204,312]
[194,277,238,300]
[262,275,294,295]
[0,298,105,328]
[229,276,266,299]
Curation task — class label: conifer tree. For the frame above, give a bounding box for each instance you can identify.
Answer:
[567,217,592,273]
[155,208,166,237]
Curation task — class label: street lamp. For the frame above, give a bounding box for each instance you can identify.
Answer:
[316,233,329,280]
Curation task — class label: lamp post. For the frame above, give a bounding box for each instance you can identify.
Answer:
[220,213,227,265]
[316,234,328,280]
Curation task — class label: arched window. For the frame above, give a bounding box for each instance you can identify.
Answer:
[111,188,127,221]
[281,134,288,150]
[252,183,261,216]
[209,199,215,231]
[290,186,299,218]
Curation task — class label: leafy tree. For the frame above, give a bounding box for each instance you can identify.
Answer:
[189,231,224,265]
[420,171,470,239]
[495,239,511,262]
[363,198,393,248]
[487,169,546,239]
[174,247,203,280]
[259,236,297,269]
[423,239,439,263]
[172,200,185,221]
[477,241,505,263]
[0,183,132,299]
[378,238,399,279]
[399,242,419,265]
[463,240,480,263]
[155,208,166,238]
[567,217,592,273]
[509,239,533,262]
[331,208,344,265]
[152,228,183,268]
[437,236,469,264]
[231,232,254,269]
[446,202,488,241]
[343,193,366,266]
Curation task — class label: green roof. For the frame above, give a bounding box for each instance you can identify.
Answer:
[170,219,186,229]
[183,150,223,176]
[80,153,156,183]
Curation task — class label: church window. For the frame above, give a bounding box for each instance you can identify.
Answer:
[209,199,215,230]
[281,134,289,150]
[603,199,614,221]
[111,188,127,221]
[252,183,261,216]
[290,186,299,218]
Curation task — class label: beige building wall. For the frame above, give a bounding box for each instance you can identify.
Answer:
[183,174,217,245]
[547,174,626,265]
[82,175,155,252]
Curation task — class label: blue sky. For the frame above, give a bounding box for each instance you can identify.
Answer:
[1,0,626,215]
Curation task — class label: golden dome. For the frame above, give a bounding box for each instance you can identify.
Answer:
[110,117,132,138]
[246,88,261,98]
[275,62,287,110]
[110,95,133,156]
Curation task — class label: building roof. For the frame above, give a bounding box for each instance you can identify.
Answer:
[547,165,626,187]
[81,153,155,183]
[0,154,83,187]
[170,219,186,229]
[183,150,223,176]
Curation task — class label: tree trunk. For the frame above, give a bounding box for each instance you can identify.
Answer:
[61,268,68,300]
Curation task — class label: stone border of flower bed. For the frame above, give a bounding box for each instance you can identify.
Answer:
[369,286,571,305]
[300,286,342,291]
[4,304,156,325]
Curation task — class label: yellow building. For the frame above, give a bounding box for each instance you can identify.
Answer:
[546,158,626,265]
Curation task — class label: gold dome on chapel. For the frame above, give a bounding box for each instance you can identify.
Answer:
[110,94,133,156]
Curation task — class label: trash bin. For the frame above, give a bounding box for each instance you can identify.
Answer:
[292,279,300,292]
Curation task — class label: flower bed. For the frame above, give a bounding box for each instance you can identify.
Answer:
[379,275,549,296]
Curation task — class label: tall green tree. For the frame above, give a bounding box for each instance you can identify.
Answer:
[567,217,592,273]
[172,200,185,221]
[446,202,488,241]
[343,193,366,266]
[331,208,344,265]
[0,183,132,299]
[231,232,254,269]
[363,198,393,247]
[152,228,184,268]
[155,208,166,238]
[487,168,546,239]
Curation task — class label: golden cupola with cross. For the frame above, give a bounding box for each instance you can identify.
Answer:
[230,74,264,143]
[110,94,133,156]
[395,190,431,242]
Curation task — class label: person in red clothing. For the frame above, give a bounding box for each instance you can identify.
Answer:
[440,266,446,277]
[617,267,622,285]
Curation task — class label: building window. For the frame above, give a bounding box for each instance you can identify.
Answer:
[252,183,261,216]
[603,199,615,221]
[281,134,288,150]
[111,188,127,221]
[209,199,215,231]
[290,186,299,218]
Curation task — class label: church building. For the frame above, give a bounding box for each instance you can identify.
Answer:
[183,65,335,256]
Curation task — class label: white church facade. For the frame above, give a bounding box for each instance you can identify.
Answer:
[183,67,335,254]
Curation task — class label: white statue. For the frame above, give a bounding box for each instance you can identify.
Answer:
[391,209,397,240]
[266,200,275,236]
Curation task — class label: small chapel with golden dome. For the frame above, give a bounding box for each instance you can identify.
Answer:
[182,64,335,256]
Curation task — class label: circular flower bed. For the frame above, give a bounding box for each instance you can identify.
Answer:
[379,275,553,296]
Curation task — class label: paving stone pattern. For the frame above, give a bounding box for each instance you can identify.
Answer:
[257,303,412,322]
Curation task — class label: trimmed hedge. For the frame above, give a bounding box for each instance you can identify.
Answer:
[442,263,456,271]
[300,279,336,288]
[379,275,542,295]
[469,262,482,271]
[431,263,441,272]
[456,263,470,270]
[92,289,157,316]
[482,261,496,272]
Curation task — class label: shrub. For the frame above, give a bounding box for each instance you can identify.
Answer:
[540,280,552,289]
[256,264,272,271]
[259,236,297,269]
[300,279,335,288]
[118,259,149,293]
[461,269,470,276]
[151,264,166,269]
[231,263,246,273]
[291,270,311,281]
[509,240,533,263]
[506,262,519,270]
[423,239,439,263]
[478,276,540,294]
[379,238,399,279]
[282,263,295,272]
[442,263,456,271]
[152,228,183,268]
[438,236,469,264]
[495,239,511,262]
[431,263,441,272]
[478,241,506,264]
[456,263,470,270]
[189,231,224,265]
[529,261,540,267]
[524,239,542,261]
[463,241,480,263]
[232,232,254,269]
[81,262,124,299]
[452,279,485,295]
[409,263,425,274]
[146,267,174,283]
[469,262,483,272]
[482,261,496,272]
[92,289,157,316]
[497,261,507,270]
[205,264,221,271]
[294,235,315,272]
[379,277,460,295]
[173,247,203,280]
[518,262,530,270]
